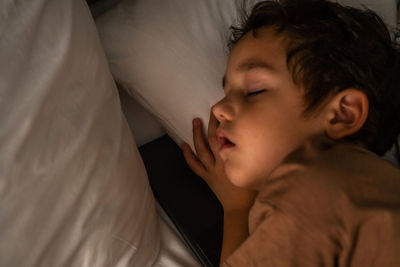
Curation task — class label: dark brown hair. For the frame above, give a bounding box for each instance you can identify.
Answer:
[230,0,400,157]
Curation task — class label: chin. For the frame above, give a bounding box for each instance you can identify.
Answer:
[227,171,259,190]
[226,170,244,187]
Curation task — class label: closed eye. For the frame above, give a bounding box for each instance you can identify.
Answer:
[247,89,267,97]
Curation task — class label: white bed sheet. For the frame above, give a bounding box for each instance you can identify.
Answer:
[0,0,201,266]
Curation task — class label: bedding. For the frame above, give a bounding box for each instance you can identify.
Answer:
[139,134,224,267]
[0,0,200,266]
[96,0,398,153]
[119,87,166,147]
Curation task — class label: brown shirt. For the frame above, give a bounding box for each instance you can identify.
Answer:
[225,137,400,267]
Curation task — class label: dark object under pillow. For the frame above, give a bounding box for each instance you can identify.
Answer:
[139,134,223,267]
[87,0,121,18]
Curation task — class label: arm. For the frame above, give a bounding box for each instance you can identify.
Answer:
[219,210,251,265]
[182,112,256,265]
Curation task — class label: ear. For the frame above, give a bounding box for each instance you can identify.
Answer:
[324,89,369,140]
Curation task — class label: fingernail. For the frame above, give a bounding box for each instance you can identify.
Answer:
[193,118,199,128]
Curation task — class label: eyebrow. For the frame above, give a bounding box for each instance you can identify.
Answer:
[222,60,277,89]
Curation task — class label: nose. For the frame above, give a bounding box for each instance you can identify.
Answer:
[212,97,234,122]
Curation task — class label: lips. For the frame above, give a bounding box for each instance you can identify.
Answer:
[216,129,235,151]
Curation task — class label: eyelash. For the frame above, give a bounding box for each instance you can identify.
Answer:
[247,89,267,97]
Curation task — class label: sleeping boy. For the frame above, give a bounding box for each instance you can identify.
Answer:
[181,0,400,266]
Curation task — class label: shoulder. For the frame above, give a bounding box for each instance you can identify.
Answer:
[252,136,400,235]
[262,136,400,205]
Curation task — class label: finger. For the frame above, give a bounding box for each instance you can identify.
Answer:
[207,112,220,156]
[208,135,220,159]
[181,142,207,178]
[207,110,219,140]
[192,118,214,165]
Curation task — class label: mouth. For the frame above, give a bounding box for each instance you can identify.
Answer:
[218,137,235,151]
[216,129,235,151]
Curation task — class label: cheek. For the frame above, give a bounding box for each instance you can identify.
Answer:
[239,133,291,182]
[237,110,266,138]
[225,146,270,189]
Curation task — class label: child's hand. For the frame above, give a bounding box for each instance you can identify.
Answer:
[182,112,256,213]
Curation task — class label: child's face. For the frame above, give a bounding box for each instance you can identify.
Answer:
[213,27,325,190]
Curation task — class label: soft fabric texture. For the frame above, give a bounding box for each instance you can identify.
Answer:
[0,0,199,266]
[224,137,400,267]
[96,0,397,151]
[118,87,166,147]
[96,0,245,148]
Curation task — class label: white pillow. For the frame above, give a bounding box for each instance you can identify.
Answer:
[96,0,397,150]
[96,0,243,148]
[338,0,397,28]
[119,87,166,147]
[0,0,161,266]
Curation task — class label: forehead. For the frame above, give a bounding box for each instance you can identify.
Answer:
[224,27,289,86]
